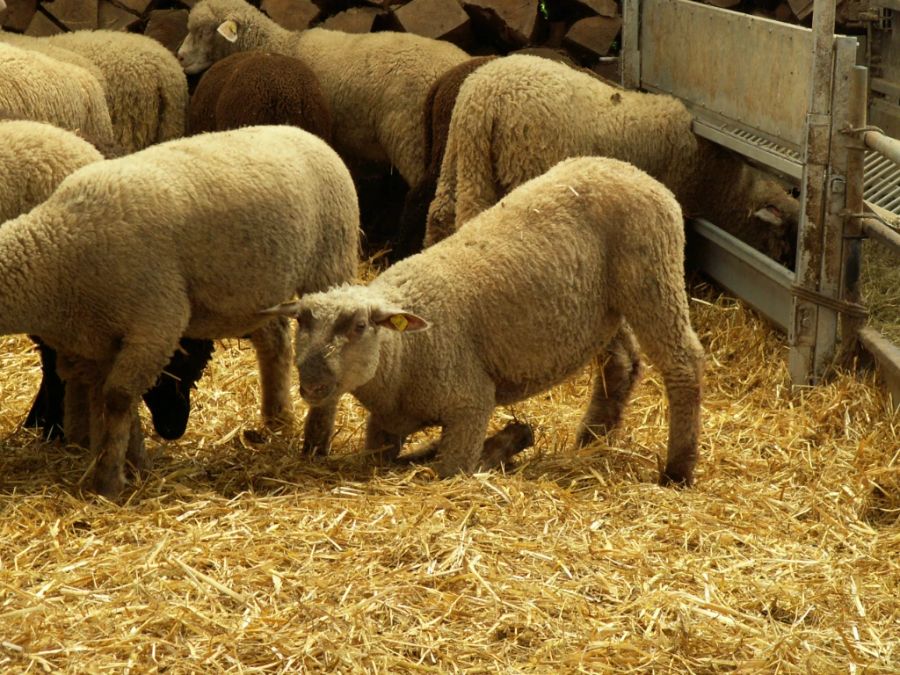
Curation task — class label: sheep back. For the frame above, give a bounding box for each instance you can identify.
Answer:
[0,119,104,223]
[188,50,331,143]
[12,125,358,351]
[428,54,798,264]
[0,42,115,148]
[47,30,189,153]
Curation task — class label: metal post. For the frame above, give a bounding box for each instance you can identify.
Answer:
[789,0,838,385]
[839,66,868,362]
[621,0,640,90]
[812,37,859,377]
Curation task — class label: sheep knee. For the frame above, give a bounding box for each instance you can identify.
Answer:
[251,318,294,427]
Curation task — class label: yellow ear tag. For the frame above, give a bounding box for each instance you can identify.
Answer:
[389,314,409,332]
[217,20,238,42]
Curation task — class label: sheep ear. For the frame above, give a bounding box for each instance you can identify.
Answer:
[217,19,239,43]
[372,310,429,333]
[259,301,302,317]
[753,204,784,226]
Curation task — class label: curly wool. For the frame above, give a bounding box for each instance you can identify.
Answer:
[46,30,188,153]
[0,42,115,147]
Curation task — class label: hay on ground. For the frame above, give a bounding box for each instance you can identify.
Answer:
[0,280,897,673]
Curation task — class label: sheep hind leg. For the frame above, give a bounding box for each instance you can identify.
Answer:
[430,405,494,478]
[577,324,642,448]
[626,301,704,488]
[398,421,534,470]
[250,317,294,428]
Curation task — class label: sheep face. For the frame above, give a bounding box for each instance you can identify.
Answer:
[749,184,801,268]
[178,5,242,74]
[269,288,428,406]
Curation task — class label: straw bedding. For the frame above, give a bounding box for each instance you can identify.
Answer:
[860,238,900,343]
[0,278,897,673]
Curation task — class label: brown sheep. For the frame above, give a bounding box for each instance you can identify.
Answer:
[188,50,331,142]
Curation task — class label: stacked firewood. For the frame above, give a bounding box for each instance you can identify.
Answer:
[0,0,869,70]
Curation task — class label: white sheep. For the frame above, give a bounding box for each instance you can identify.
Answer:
[0,125,360,499]
[0,42,115,147]
[426,54,800,267]
[0,118,103,223]
[0,29,109,91]
[176,0,468,187]
[43,30,189,153]
[268,157,705,486]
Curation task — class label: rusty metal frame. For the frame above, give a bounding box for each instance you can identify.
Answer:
[621,0,886,388]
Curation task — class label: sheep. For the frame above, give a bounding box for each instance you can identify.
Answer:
[0,118,104,223]
[0,42,115,147]
[0,125,360,499]
[267,156,705,486]
[188,50,331,141]
[44,30,189,153]
[426,54,800,267]
[0,116,218,444]
[394,51,620,262]
[176,0,468,188]
[0,29,110,92]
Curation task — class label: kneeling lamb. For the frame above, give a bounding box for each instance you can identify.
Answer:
[0,125,359,499]
[270,157,705,486]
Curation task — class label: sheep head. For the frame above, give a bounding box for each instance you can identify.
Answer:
[263,286,428,406]
[177,0,261,74]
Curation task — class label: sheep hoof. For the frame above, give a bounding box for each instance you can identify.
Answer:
[658,470,693,489]
[479,421,534,470]
[92,466,126,501]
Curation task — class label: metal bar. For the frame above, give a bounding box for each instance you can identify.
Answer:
[858,328,900,410]
[813,38,857,376]
[621,0,640,89]
[862,217,900,253]
[686,219,794,332]
[788,0,837,385]
[838,65,868,363]
[864,131,900,166]
[692,119,804,180]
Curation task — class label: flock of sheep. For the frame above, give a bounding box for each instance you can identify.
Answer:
[0,0,800,499]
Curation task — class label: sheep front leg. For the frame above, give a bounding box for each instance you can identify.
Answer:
[91,335,181,499]
[577,325,642,447]
[431,407,493,478]
[627,304,704,487]
[302,401,337,456]
[250,317,294,428]
[365,416,404,463]
[91,388,138,500]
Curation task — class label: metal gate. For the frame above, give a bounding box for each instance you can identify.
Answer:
[621,0,900,405]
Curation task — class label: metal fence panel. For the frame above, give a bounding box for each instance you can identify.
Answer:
[640,0,812,149]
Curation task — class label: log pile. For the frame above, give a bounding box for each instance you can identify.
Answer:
[0,0,869,75]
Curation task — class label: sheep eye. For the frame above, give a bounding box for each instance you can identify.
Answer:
[351,321,368,337]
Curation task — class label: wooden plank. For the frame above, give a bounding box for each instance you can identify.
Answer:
[859,328,900,410]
